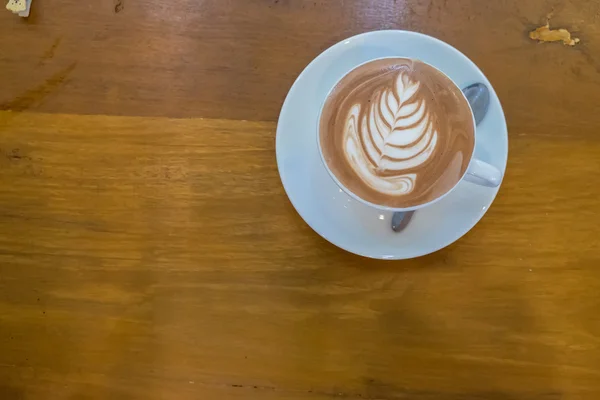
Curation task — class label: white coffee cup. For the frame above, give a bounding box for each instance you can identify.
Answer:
[316,57,502,213]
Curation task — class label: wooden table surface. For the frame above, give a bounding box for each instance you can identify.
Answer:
[2,1,600,399]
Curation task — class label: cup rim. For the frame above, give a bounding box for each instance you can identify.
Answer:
[316,54,478,213]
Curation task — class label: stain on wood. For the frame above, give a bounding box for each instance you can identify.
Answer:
[0,63,76,112]
[114,0,124,13]
[38,37,62,65]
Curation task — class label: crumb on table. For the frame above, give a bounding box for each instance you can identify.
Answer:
[529,23,580,46]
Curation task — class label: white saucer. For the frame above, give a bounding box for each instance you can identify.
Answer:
[276,30,508,260]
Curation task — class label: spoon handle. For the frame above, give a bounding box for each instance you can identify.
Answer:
[391,211,414,232]
[391,82,491,233]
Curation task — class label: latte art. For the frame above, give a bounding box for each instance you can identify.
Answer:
[319,58,475,208]
[344,72,438,195]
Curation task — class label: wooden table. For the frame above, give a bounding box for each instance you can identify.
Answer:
[1,1,600,399]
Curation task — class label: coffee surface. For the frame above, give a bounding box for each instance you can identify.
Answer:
[319,58,475,208]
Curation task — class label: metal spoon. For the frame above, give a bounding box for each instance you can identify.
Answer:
[391,82,490,233]
[463,82,490,126]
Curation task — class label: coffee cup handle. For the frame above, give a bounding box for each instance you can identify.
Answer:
[464,159,502,187]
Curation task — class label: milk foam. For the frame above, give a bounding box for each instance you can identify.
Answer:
[342,72,437,195]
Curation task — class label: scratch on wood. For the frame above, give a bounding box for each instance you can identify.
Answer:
[0,62,77,112]
[578,47,600,75]
[39,37,62,65]
[426,0,434,16]
[226,383,276,390]
[5,148,31,161]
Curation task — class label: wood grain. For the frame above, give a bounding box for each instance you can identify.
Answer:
[1,111,600,399]
[0,0,599,128]
[1,0,600,399]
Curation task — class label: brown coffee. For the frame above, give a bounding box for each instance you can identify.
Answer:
[319,58,475,208]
